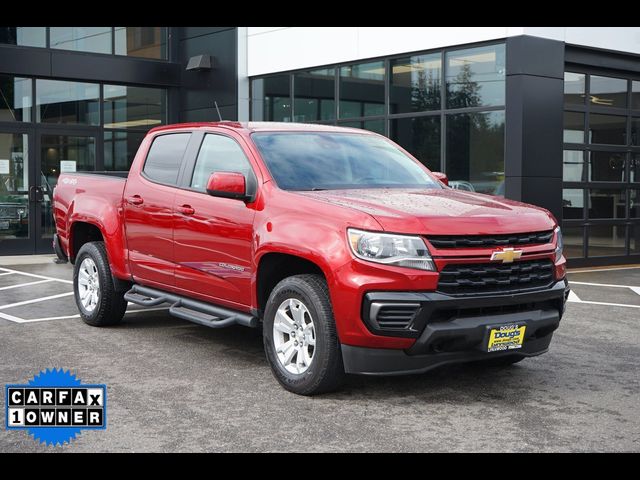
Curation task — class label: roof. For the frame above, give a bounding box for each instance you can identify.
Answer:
[148,121,374,135]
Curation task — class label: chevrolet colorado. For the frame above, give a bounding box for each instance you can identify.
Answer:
[52,122,569,395]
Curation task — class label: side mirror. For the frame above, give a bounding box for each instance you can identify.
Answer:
[206,172,247,200]
[432,172,448,186]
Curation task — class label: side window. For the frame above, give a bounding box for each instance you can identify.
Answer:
[143,133,191,185]
[190,134,253,191]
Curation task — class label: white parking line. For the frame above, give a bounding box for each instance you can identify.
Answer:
[0,311,27,323]
[0,279,53,291]
[570,281,640,290]
[569,265,640,273]
[0,306,170,324]
[0,267,72,284]
[567,297,640,309]
[567,280,640,308]
[0,272,14,276]
[0,292,74,310]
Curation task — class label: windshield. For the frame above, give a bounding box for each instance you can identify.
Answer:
[252,132,441,191]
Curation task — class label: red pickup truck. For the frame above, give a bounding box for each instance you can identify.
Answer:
[53,122,569,395]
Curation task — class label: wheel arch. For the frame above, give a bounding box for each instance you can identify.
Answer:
[255,251,330,316]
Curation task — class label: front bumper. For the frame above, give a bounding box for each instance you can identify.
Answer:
[342,279,569,375]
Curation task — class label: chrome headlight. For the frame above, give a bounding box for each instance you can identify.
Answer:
[554,226,563,262]
[347,228,435,271]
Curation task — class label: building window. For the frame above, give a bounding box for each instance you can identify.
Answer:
[339,61,385,119]
[114,27,167,60]
[1,27,167,59]
[390,53,441,113]
[563,150,584,182]
[0,76,31,122]
[103,85,166,129]
[36,79,100,125]
[104,131,146,171]
[293,68,335,122]
[251,75,291,122]
[337,120,385,135]
[50,27,112,54]
[445,44,505,109]
[564,72,586,106]
[0,27,46,47]
[563,69,640,260]
[446,111,505,195]
[589,75,627,108]
[390,116,441,172]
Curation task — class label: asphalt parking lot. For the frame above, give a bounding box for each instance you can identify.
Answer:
[0,255,639,452]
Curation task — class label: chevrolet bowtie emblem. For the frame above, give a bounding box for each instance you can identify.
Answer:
[490,248,523,263]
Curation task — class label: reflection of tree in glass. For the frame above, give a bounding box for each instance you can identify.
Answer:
[411,70,440,111]
[447,63,481,109]
[410,117,440,172]
[447,111,505,195]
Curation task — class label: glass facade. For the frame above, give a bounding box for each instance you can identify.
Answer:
[293,69,335,122]
[50,27,112,54]
[0,77,167,172]
[250,42,506,194]
[0,75,31,122]
[563,70,640,260]
[36,80,100,125]
[0,27,46,47]
[114,27,167,59]
[0,27,167,59]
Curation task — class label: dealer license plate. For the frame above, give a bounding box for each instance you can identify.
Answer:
[0,220,9,230]
[487,324,526,352]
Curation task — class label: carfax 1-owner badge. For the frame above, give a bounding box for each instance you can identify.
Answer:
[5,369,106,446]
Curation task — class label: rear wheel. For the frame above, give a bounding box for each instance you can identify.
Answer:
[73,241,127,327]
[263,274,345,395]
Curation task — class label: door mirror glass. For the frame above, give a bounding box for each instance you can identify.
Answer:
[432,171,448,186]
[206,172,247,200]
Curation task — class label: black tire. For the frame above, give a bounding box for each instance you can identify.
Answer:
[480,354,525,367]
[263,274,345,395]
[73,241,127,327]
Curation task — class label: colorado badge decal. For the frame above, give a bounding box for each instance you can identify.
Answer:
[5,369,106,446]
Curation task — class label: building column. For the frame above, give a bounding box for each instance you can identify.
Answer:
[504,35,565,223]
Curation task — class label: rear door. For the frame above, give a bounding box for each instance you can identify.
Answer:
[172,131,258,308]
[123,132,192,288]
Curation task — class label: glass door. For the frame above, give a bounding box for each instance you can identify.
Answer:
[0,129,34,255]
[35,129,97,253]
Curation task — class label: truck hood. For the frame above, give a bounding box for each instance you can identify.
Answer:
[295,188,556,235]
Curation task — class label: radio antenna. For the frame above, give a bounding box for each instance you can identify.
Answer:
[214,101,223,121]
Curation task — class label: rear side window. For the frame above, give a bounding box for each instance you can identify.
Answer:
[143,133,191,185]
[190,134,253,191]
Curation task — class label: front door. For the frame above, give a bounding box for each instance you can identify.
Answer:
[173,132,257,309]
[0,128,33,254]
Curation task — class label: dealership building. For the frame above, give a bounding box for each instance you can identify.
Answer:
[1,26,639,266]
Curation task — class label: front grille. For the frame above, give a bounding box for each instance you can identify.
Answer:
[374,304,420,330]
[437,259,554,295]
[427,230,553,249]
[0,206,18,218]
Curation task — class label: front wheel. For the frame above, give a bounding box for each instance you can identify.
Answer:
[73,241,127,327]
[263,274,345,395]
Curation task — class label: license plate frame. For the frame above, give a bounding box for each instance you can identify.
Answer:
[487,324,526,352]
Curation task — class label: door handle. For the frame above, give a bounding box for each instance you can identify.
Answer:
[29,186,44,202]
[177,204,195,215]
[126,195,144,206]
